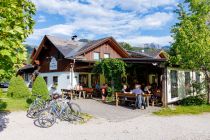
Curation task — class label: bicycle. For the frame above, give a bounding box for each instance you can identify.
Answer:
[37,97,82,128]
[27,94,46,119]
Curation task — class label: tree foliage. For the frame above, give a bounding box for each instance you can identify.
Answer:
[0,0,36,81]
[93,58,126,90]
[169,0,210,103]
[32,76,49,100]
[7,76,31,98]
[121,42,134,51]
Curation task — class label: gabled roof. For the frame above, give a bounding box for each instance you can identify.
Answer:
[32,35,129,63]
[128,49,168,59]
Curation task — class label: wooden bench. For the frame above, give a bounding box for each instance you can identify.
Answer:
[115,92,153,107]
[115,92,136,106]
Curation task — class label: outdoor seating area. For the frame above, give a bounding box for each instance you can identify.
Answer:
[115,92,153,107]
[61,88,94,100]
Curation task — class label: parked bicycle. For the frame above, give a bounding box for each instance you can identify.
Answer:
[38,97,82,128]
[27,94,46,119]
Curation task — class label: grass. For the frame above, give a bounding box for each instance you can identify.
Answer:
[153,104,210,116]
[78,113,93,124]
[0,93,29,112]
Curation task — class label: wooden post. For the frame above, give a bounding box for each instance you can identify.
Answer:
[116,92,118,106]
[162,68,168,107]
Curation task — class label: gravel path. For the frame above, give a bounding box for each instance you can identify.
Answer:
[73,99,160,121]
[1,99,210,140]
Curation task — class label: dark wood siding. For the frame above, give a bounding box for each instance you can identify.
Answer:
[36,39,125,73]
[82,43,122,60]
[37,40,72,73]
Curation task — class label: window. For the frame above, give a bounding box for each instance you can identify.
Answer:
[196,72,200,83]
[43,77,48,85]
[185,72,191,95]
[93,52,100,60]
[53,76,58,86]
[104,53,110,59]
[170,70,178,98]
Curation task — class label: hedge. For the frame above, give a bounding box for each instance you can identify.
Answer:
[7,76,31,98]
[32,76,49,100]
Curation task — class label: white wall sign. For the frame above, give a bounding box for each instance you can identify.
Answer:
[50,57,57,70]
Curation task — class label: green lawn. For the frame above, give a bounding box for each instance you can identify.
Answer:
[154,105,210,116]
[0,93,29,111]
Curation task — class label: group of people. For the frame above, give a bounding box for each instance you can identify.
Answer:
[121,84,151,109]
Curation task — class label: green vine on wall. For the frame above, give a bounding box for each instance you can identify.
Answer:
[92,58,126,90]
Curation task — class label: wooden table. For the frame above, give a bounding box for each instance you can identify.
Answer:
[61,89,85,99]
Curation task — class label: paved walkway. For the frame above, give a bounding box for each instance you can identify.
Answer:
[73,98,160,121]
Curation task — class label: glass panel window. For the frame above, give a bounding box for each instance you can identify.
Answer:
[104,53,110,59]
[171,70,178,98]
[185,72,191,95]
[93,52,100,60]
[196,72,200,83]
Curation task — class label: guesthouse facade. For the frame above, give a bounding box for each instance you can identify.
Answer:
[27,35,205,105]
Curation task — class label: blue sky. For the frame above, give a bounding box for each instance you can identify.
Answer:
[26,0,181,47]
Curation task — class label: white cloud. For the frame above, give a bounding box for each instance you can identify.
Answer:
[37,15,46,23]
[120,36,173,46]
[28,0,176,46]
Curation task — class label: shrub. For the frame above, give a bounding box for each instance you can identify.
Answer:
[179,95,206,106]
[0,88,2,97]
[32,76,49,100]
[7,76,31,98]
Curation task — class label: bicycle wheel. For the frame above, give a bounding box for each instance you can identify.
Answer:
[38,108,56,128]
[27,104,40,118]
[68,102,81,116]
[65,102,82,121]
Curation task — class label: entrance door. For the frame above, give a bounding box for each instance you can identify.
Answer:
[79,74,88,87]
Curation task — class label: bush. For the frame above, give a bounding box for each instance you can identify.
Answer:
[32,76,49,100]
[7,76,31,98]
[0,88,2,97]
[179,95,206,106]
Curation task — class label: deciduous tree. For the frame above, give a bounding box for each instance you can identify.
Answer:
[169,0,210,103]
[0,0,36,81]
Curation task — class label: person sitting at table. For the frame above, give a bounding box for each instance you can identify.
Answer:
[144,84,151,94]
[122,84,131,93]
[101,83,108,102]
[132,84,146,109]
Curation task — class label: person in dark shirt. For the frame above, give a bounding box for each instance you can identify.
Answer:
[122,84,131,93]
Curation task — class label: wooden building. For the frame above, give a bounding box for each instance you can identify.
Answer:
[28,35,205,106]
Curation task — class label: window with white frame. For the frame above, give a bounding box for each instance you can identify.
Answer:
[93,52,100,60]
[104,53,110,59]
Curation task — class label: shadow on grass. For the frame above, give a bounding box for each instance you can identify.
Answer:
[0,100,10,132]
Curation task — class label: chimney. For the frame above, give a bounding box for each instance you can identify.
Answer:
[71,35,77,41]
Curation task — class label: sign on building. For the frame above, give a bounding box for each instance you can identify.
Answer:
[50,57,57,70]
